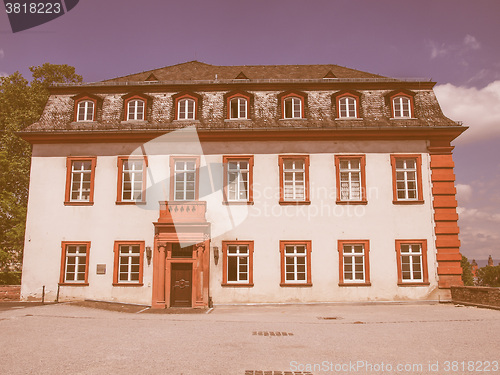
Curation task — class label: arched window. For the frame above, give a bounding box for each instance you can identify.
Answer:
[392,96,412,118]
[283,96,303,119]
[230,97,248,119]
[338,96,357,118]
[127,99,145,121]
[177,98,196,120]
[76,100,95,122]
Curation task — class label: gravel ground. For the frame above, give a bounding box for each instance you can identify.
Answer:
[0,302,498,375]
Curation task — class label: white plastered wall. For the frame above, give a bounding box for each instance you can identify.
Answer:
[21,139,438,304]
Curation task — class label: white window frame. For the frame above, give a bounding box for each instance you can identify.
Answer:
[338,96,357,118]
[227,160,249,201]
[121,159,144,201]
[77,100,94,122]
[230,97,248,119]
[117,244,141,283]
[283,159,306,201]
[64,244,88,283]
[283,96,302,119]
[395,158,418,201]
[177,98,196,120]
[284,245,307,283]
[226,244,249,283]
[127,99,145,121]
[400,243,423,282]
[393,96,411,118]
[342,244,366,283]
[70,160,92,202]
[174,160,196,201]
[339,158,362,201]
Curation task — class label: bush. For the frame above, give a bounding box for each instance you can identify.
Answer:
[0,272,22,285]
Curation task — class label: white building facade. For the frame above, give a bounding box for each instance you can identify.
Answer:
[20,62,466,308]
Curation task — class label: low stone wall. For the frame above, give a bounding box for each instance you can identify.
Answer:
[451,286,500,309]
[0,286,21,301]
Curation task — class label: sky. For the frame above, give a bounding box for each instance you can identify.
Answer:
[1,0,499,262]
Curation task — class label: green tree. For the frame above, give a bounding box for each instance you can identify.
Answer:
[0,64,82,271]
[460,255,475,286]
[476,265,500,287]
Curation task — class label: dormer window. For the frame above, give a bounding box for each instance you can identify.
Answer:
[393,96,411,118]
[76,100,95,122]
[230,97,248,119]
[122,93,151,122]
[127,99,145,121]
[387,90,415,119]
[278,91,307,120]
[284,96,302,119]
[178,98,195,120]
[333,90,362,119]
[338,96,357,118]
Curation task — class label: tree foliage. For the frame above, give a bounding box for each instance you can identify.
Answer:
[476,265,500,287]
[0,64,82,271]
[460,255,475,286]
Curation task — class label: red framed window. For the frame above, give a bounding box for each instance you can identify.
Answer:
[169,156,200,201]
[76,99,96,122]
[390,154,423,204]
[173,93,200,120]
[122,93,150,121]
[113,241,145,286]
[395,239,429,286]
[337,94,359,118]
[338,240,371,286]
[282,94,304,119]
[390,93,414,118]
[59,241,90,285]
[223,155,254,204]
[116,156,148,204]
[222,241,254,287]
[228,96,248,119]
[279,155,310,205]
[280,241,312,287]
[335,155,367,204]
[65,157,97,205]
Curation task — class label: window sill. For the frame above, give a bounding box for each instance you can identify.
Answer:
[71,121,96,125]
[335,117,363,120]
[64,201,94,206]
[279,118,307,121]
[172,119,200,123]
[58,283,89,286]
[280,283,312,287]
[393,200,424,205]
[279,201,311,205]
[221,283,254,287]
[336,200,367,205]
[115,201,147,205]
[397,282,430,287]
[390,117,418,120]
[339,282,371,287]
[112,283,144,287]
[120,120,148,124]
[222,201,254,205]
[224,118,251,122]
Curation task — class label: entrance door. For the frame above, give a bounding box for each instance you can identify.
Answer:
[170,263,192,307]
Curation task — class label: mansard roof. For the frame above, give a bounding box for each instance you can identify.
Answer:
[101,61,385,83]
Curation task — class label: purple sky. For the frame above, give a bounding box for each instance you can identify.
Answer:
[1,0,499,262]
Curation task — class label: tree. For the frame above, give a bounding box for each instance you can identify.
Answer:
[476,265,500,287]
[460,255,475,286]
[0,64,82,272]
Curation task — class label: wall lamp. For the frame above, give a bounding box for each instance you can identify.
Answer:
[213,246,219,265]
[146,246,152,265]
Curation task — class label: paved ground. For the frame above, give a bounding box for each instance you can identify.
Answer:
[0,301,499,375]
